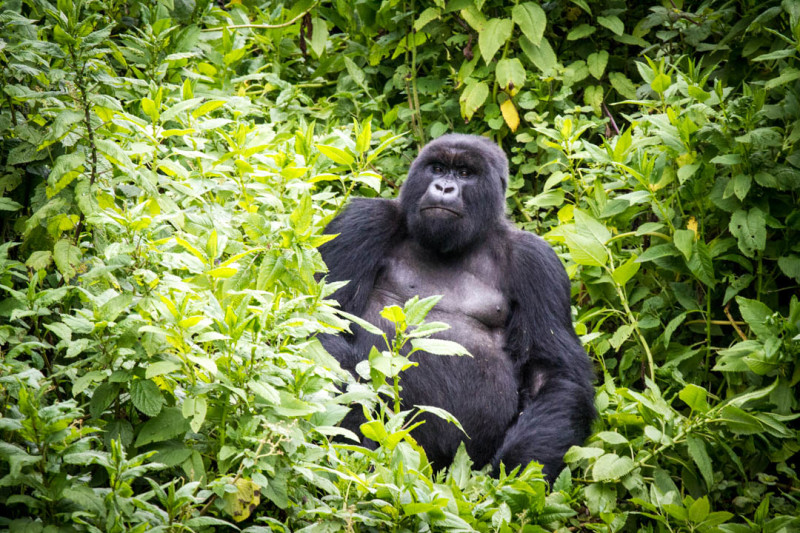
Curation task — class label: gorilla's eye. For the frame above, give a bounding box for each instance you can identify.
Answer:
[432,164,445,174]
[458,168,471,178]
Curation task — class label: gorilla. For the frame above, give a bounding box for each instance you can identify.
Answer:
[319,134,595,478]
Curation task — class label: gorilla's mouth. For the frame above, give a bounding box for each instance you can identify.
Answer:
[420,206,462,217]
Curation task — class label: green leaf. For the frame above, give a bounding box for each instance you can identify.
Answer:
[410,338,470,356]
[53,239,82,281]
[609,72,638,99]
[478,19,513,64]
[609,324,634,350]
[679,384,708,412]
[567,24,595,41]
[344,56,368,90]
[316,144,355,166]
[592,453,635,481]
[597,15,624,36]
[309,17,328,56]
[459,81,489,121]
[182,396,207,433]
[135,407,189,446]
[0,197,23,211]
[729,208,766,258]
[686,436,714,489]
[130,379,165,417]
[673,229,694,260]
[90,382,119,419]
[404,295,442,325]
[596,431,628,445]
[564,231,607,267]
[587,51,608,79]
[512,3,546,45]
[520,36,557,74]
[687,239,716,287]
[611,256,640,286]
[735,297,777,339]
[146,361,182,378]
[380,305,406,326]
[778,255,800,282]
[688,495,710,523]
[414,7,441,31]
[495,58,526,93]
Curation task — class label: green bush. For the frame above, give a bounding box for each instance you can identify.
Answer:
[1,0,799,531]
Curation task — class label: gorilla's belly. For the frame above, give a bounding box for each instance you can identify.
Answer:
[361,243,519,466]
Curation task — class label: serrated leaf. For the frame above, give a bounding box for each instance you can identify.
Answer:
[130,379,165,417]
[609,72,638,99]
[478,19,513,64]
[146,360,182,378]
[592,453,634,481]
[380,305,406,326]
[0,197,23,211]
[512,3,546,45]
[223,478,261,522]
[410,338,470,356]
[729,208,766,258]
[686,437,714,489]
[736,297,777,339]
[609,324,634,350]
[53,239,82,281]
[687,239,716,287]
[564,231,607,267]
[414,7,440,31]
[134,407,188,446]
[679,383,709,412]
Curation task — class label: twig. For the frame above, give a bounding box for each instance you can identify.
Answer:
[202,2,318,32]
[603,103,620,136]
[724,302,748,341]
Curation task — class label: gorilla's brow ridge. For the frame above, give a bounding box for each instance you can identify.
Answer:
[421,147,487,175]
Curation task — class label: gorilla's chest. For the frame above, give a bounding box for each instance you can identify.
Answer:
[371,241,509,330]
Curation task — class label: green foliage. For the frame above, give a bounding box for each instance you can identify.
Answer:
[2,0,800,531]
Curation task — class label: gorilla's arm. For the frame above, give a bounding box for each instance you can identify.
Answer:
[318,198,404,369]
[494,232,595,479]
[319,198,404,314]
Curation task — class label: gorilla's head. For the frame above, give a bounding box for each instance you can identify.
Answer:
[400,134,509,255]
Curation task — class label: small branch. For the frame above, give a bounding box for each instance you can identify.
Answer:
[724,302,748,341]
[202,3,318,32]
[603,103,620,136]
[685,319,747,327]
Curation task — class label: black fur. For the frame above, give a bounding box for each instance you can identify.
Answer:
[319,134,595,478]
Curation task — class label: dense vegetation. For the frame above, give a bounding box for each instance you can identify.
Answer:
[1,0,799,530]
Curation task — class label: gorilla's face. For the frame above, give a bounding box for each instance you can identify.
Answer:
[400,134,509,255]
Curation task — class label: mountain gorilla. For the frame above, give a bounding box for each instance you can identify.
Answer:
[319,134,595,478]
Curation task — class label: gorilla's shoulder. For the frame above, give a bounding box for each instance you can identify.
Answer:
[505,224,559,260]
[340,197,402,223]
[504,225,569,289]
[321,198,405,260]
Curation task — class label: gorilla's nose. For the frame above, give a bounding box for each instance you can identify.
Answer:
[430,179,458,200]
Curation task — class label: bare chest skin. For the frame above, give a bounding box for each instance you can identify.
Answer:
[370,240,509,337]
[361,240,518,465]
